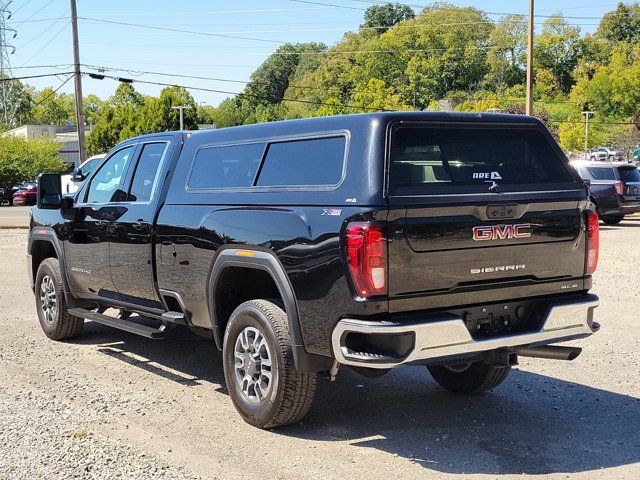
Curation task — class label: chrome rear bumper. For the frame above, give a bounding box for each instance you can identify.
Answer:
[332,294,599,369]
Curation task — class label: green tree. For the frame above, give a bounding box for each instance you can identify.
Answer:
[0,136,66,203]
[83,94,105,126]
[535,15,582,94]
[361,3,415,34]
[211,97,249,128]
[352,78,406,112]
[484,15,527,89]
[0,75,32,127]
[29,87,74,125]
[86,103,141,155]
[597,2,640,43]
[110,82,145,109]
[244,42,326,110]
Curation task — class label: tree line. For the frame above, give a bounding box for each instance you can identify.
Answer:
[1,2,640,156]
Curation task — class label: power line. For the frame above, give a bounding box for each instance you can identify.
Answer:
[16,8,69,51]
[18,19,70,67]
[16,0,56,23]
[0,71,75,81]
[29,74,73,109]
[78,17,288,45]
[87,72,383,113]
[10,0,36,16]
[286,0,364,11]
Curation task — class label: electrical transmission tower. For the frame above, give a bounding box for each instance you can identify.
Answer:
[0,0,18,126]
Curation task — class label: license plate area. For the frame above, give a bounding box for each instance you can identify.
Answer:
[451,299,550,340]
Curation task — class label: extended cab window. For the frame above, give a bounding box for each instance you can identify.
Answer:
[256,136,345,187]
[188,142,265,189]
[390,126,573,194]
[85,146,133,203]
[129,142,168,202]
[586,167,616,180]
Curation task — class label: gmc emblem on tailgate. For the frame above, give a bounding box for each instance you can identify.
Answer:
[472,223,532,241]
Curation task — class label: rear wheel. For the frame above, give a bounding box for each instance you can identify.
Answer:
[222,299,317,428]
[427,361,510,394]
[35,258,84,340]
[601,215,624,225]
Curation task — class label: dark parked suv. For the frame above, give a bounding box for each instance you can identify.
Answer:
[571,160,640,224]
[28,112,600,428]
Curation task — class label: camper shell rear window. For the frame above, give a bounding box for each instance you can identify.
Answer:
[389,124,576,195]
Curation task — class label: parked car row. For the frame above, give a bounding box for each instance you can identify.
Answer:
[571,160,640,224]
[0,182,37,206]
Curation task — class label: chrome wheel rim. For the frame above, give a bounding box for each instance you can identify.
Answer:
[234,326,273,404]
[39,274,57,325]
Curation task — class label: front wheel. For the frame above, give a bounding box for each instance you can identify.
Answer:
[601,215,624,225]
[427,361,510,394]
[35,258,84,340]
[222,299,317,428]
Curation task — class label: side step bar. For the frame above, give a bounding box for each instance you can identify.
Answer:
[68,308,168,339]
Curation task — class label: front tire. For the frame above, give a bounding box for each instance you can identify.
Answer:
[222,299,316,428]
[601,215,624,225]
[427,361,510,394]
[35,258,84,340]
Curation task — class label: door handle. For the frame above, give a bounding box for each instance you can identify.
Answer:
[95,220,109,229]
[133,220,149,231]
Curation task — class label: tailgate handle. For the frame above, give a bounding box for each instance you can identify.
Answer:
[486,204,519,220]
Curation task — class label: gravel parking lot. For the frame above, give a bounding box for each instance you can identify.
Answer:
[0,221,639,480]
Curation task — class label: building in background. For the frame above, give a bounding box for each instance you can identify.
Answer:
[2,124,91,167]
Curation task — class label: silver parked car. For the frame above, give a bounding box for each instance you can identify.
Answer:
[589,146,625,161]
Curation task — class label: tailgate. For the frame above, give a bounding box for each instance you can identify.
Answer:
[389,200,585,299]
[386,121,588,309]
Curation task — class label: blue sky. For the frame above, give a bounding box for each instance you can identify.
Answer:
[6,0,621,106]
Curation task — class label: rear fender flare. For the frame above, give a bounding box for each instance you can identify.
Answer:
[207,247,306,368]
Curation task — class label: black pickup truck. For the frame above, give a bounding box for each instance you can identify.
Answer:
[29,112,600,428]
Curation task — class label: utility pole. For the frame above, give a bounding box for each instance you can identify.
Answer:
[525,0,535,116]
[582,110,594,159]
[70,0,86,164]
[171,105,192,130]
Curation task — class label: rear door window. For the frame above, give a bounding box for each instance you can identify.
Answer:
[256,136,346,187]
[128,142,168,202]
[618,167,640,182]
[188,142,265,190]
[586,167,616,180]
[389,126,574,194]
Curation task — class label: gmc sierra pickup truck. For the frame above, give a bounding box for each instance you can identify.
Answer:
[29,112,600,428]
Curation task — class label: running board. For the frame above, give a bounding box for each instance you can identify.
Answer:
[68,308,167,339]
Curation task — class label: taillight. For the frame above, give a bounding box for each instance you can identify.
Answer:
[345,222,387,298]
[614,181,624,196]
[586,210,599,275]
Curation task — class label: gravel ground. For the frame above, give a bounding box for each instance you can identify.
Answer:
[0,222,639,480]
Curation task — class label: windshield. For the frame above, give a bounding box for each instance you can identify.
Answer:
[389,126,573,194]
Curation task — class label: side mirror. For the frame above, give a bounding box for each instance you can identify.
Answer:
[71,167,85,182]
[37,173,63,209]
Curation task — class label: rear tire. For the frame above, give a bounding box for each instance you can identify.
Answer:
[601,215,624,225]
[222,299,316,428]
[35,258,84,340]
[427,361,510,394]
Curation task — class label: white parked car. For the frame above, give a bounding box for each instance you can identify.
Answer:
[61,154,105,194]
